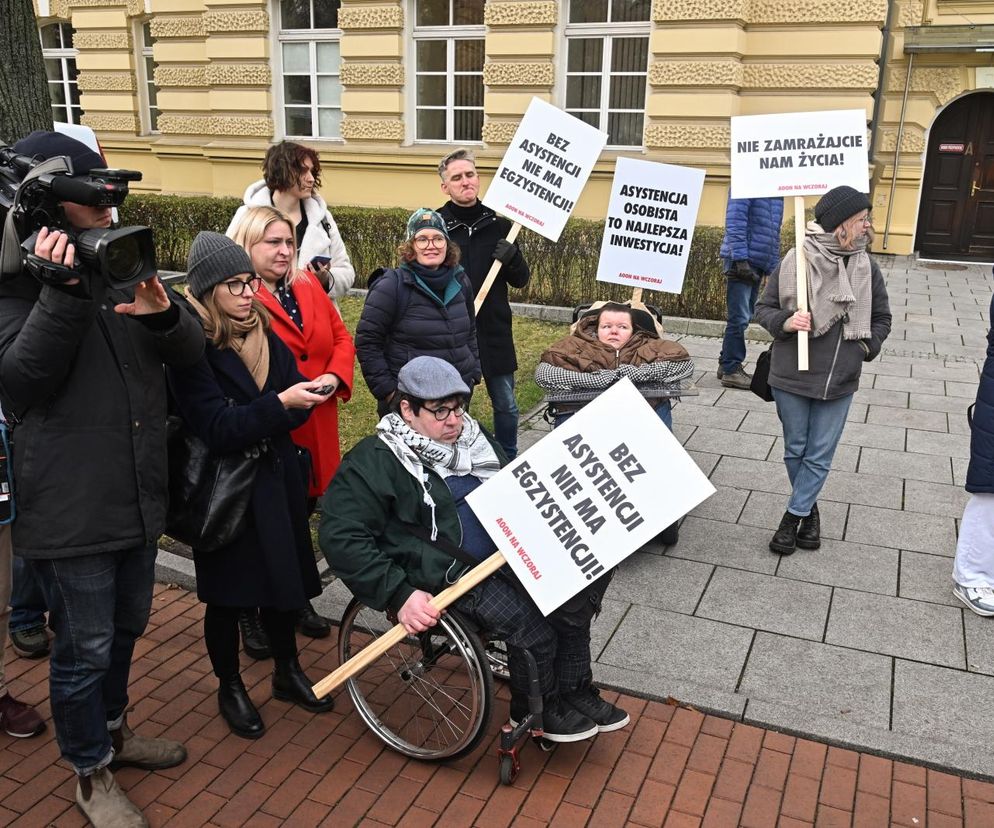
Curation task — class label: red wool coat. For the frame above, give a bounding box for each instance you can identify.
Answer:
[256,271,356,496]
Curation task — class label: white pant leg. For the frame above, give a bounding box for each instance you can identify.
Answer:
[953,493,994,587]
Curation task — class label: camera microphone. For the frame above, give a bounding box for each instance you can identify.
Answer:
[49,175,114,206]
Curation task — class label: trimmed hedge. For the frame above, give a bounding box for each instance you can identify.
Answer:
[120,193,799,320]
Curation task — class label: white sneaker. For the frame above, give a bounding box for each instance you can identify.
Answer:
[953,583,994,617]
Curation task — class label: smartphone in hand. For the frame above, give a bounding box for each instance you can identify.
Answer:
[309,255,332,270]
[313,384,335,395]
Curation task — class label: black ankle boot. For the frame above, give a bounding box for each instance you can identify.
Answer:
[218,675,264,739]
[796,503,821,550]
[769,511,802,555]
[296,601,331,639]
[272,657,334,713]
[239,609,271,660]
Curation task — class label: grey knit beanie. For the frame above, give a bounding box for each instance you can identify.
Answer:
[186,231,255,299]
[814,186,871,232]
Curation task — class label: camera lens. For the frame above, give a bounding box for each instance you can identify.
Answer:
[105,234,141,282]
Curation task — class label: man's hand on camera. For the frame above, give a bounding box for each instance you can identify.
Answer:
[114,278,170,316]
[34,227,80,285]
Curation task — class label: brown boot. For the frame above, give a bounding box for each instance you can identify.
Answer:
[110,718,186,770]
[76,766,148,827]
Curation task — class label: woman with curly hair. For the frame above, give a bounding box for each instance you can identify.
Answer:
[227,140,355,302]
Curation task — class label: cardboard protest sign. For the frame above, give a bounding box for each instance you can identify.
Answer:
[596,157,705,294]
[466,379,715,615]
[730,109,869,199]
[482,97,608,242]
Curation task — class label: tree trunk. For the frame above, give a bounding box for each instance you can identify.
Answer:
[0,0,54,145]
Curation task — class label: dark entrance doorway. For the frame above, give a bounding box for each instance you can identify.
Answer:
[916,91,994,261]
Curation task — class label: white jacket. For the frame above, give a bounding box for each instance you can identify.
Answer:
[227,180,356,301]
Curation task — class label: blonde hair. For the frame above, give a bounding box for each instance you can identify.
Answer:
[227,205,302,285]
[834,211,872,251]
[197,288,271,350]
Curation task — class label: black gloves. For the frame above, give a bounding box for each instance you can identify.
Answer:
[731,259,761,285]
[493,238,518,265]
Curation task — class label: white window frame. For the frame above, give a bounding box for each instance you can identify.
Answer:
[39,21,82,125]
[561,8,650,150]
[410,0,485,145]
[136,20,159,135]
[273,0,344,142]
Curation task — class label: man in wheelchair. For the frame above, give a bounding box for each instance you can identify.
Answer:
[319,355,628,743]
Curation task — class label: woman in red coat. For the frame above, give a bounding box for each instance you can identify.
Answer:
[229,205,356,642]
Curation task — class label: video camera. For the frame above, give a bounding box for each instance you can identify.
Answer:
[0,143,156,289]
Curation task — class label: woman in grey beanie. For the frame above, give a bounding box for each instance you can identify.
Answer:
[166,231,337,738]
[754,187,892,555]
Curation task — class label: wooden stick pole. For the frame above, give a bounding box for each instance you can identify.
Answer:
[311,551,507,698]
[794,196,809,372]
[473,223,521,315]
[630,288,644,304]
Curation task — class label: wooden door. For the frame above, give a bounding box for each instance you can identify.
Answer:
[916,92,994,260]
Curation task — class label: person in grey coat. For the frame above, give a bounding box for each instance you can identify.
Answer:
[755,186,891,555]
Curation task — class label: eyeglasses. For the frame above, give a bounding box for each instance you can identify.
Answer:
[413,235,447,250]
[423,404,465,421]
[857,213,873,225]
[221,277,262,296]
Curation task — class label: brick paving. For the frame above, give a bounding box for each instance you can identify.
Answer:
[5,584,994,827]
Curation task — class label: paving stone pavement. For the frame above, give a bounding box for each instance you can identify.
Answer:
[151,254,994,787]
[8,584,994,826]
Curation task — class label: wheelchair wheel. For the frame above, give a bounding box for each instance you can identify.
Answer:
[339,598,494,760]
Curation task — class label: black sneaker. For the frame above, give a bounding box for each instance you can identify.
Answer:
[541,698,599,743]
[563,687,630,733]
[10,624,49,659]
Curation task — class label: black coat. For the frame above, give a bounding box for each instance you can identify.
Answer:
[0,275,204,558]
[967,293,994,494]
[355,264,481,401]
[437,201,530,376]
[166,330,320,609]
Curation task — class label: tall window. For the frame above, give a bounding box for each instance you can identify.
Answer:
[277,0,343,139]
[412,0,484,143]
[564,0,650,147]
[137,22,159,133]
[39,22,82,125]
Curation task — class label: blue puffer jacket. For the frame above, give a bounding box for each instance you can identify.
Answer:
[355,264,481,401]
[719,197,785,276]
[966,293,994,493]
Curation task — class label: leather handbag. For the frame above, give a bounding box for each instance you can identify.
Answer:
[750,347,775,402]
[165,416,261,552]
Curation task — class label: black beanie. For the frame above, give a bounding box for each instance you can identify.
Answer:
[814,186,871,232]
[12,130,104,175]
[186,232,255,299]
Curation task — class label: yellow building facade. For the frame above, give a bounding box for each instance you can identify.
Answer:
[30,0,994,258]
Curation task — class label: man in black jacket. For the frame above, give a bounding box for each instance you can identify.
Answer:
[0,132,204,827]
[437,149,530,458]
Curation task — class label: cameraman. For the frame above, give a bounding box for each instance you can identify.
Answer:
[0,132,204,827]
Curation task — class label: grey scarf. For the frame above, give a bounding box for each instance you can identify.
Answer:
[778,221,872,340]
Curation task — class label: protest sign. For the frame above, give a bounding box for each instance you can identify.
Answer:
[595,157,705,294]
[482,97,608,243]
[730,109,869,199]
[465,379,716,616]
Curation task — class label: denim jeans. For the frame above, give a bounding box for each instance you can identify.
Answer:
[719,278,761,374]
[10,553,46,632]
[484,372,520,460]
[30,543,156,774]
[772,387,852,517]
[555,399,672,431]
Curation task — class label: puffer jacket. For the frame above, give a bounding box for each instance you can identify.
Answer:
[355,264,481,401]
[319,429,504,612]
[966,293,994,493]
[541,313,691,372]
[719,197,785,276]
[227,180,356,302]
[754,255,891,401]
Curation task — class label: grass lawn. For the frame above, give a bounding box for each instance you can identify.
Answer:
[336,295,569,452]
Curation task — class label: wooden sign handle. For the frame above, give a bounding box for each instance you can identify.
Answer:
[793,196,809,372]
[311,551,507,698]
[473,223,521,315]
[630,288,643,304]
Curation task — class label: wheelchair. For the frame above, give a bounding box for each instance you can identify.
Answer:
[338,596,545,784]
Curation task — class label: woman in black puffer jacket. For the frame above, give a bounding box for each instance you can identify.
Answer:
[356,209,481,416]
